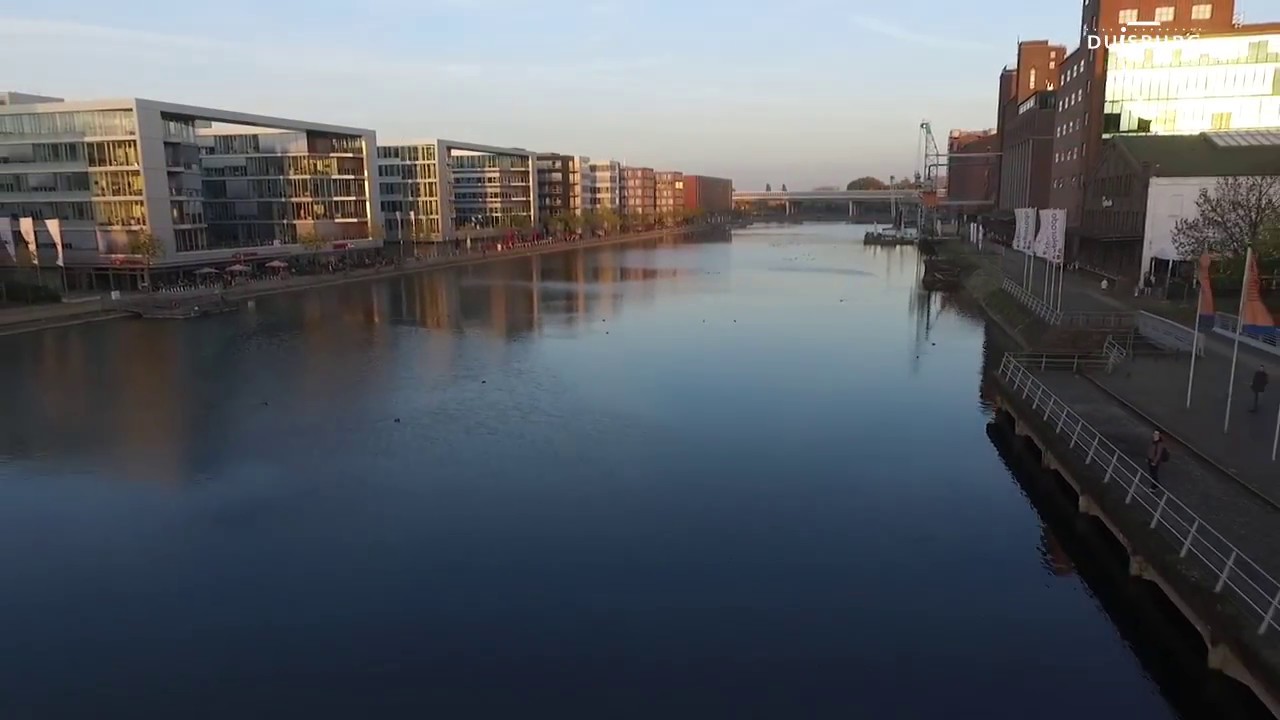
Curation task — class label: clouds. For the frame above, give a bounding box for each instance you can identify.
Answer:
[849,15,996,51]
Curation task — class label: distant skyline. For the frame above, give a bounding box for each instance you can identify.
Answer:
[2,0,1273,189]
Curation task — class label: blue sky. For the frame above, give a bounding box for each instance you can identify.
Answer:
[1,0,1275,189]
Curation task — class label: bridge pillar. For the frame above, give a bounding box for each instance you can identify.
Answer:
[785,201,791,216]
[849,200,854,219]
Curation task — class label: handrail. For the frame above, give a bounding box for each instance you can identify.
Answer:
[999,355,1280,636]
[1217,312,1279,349]
[1103,335,1127,373]
[1001,277,1063,325]
[1005,352,1112,373]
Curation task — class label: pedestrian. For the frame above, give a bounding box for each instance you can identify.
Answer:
[1146,430,1169,490]
[1251,365,1269,412]
[1100,277,1110,291]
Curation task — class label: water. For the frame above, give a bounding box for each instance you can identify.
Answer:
[0,225,1218,717]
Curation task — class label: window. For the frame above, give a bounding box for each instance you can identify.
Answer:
[1191,3,1212,19]
[1118,8,1138,24]
[1049,60,1056,69]
[1154,6,1174,21]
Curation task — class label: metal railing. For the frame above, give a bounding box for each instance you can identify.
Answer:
[1217,312,1279,349]
[1060,311,1137,330]
[1137,311,1204,355]
[1004,352,1112,373]
[999,355,1280,636]
[1103,335,1128,373]
[1001,277,1063,325]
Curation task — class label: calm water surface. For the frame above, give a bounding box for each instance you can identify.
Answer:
[0,225,1192,717]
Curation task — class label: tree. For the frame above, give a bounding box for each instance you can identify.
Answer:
[765,183,772,192]
[511,214,533,238]
[1171,176,1280,261]
[847,176,889,191]
[781,184,788,192]
[127,231,162,289]
[297,229,326,267]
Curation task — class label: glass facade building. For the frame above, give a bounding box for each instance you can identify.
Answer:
[1104,33,1280,136]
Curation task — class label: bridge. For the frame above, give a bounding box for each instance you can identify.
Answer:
[732,190,922,203]
[733,189,924,223]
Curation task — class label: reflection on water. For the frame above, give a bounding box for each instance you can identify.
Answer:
[0,224,1199,717]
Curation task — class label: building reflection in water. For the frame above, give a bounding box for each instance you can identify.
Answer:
[0,232,726,484]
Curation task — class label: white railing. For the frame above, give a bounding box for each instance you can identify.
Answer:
[1216,312,1280,349]
[1002,277,1063,325]
[1000,355,1280,636]
[1103,335,1128,373]
[1138,311,1204,355]
[1005,352,1112,373]
[1060,312,1137,330]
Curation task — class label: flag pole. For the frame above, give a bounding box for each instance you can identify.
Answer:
[1186,256,1204,409]
[1224,245,1252,434]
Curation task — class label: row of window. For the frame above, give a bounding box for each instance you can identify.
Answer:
[380,200,442,217]
[0,110,136,138]
[1057,112,1089,138]
[1108,39,1279,70]
[203,199,369,222]
[377,145,437,162]
[449,155,530,170]
[1102,104,1251,133]
[204,177,368,200]
[1054,145,1084,164]
[1051,175,1082,189]
[1105,66,1280,102]
[1115,4,1213,25]
[1058,87,1088,112]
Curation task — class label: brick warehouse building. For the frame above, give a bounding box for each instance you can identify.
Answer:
[683,175,732,216]
[946,130,1000,220]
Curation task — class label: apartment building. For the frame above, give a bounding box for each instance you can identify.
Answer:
[0,95,377,290]
[584,160,621,210]
[536,153,585,224]
[377,139,538,242]
[655,171,685,219]
[621,166,656,218]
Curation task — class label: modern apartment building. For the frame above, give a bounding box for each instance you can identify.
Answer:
[1049,0,1237,225]
[584,160,621,210]
[683,175,733,215]
[655,171,685,219]
[621,166,656,218]
[377,139,538,242]
[0,95,377,290]
[535,153,585,224]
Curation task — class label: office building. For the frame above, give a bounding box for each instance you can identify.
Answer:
[683,175,733,216]
[1103,31,1280,136]
[0,95,377,290]
[655,171,685,220]
[377,139,537,242]
[621,166,656,218]
[1050,0,1237,225]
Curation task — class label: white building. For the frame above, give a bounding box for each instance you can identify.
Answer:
[0,95,378,290]
[584,160,622,210]
[377,139,538,242]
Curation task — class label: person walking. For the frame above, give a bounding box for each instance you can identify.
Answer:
[1147,430,1169,490]
[1251,365,1270,413]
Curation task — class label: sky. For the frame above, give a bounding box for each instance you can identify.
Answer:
[1,0,1276,190]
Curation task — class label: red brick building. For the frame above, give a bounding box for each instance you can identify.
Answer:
[946,130,1001,217]
[996,41,1065,209]
[1049,0,1237,229]
[683,175,733,216]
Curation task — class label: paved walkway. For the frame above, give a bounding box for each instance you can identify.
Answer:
[1032,369,1280,581]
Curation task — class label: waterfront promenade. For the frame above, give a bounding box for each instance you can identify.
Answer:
[0,226,690,335]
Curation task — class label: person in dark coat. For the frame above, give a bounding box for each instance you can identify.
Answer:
[1252,365,1269,412]
[1147,430,1169,490]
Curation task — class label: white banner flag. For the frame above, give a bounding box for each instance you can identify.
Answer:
[0,220,14,262]
[45,218,64,267]
[18,217,38,267]
[1046,208,1066,264]
[1032,210,1051,259]
[1014,208,1036,254]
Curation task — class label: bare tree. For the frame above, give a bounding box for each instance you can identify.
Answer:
[1171,176,1280,260]
[765,183,772,192]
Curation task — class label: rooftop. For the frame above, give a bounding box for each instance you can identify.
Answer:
[1111,132,1280,177]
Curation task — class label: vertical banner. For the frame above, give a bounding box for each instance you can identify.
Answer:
[1046,209,1066,264]
[1241,251,1275,338]
[18,217,38,266]
[45,218,64,267]
[0,219,15,262]
[1032,210,1050,259]
[1014,209,1033,254]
